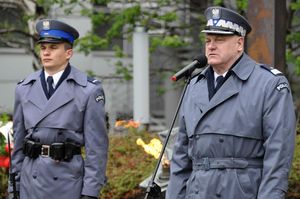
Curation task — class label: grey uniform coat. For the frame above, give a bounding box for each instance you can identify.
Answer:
[166,54,296,199]
[9,66,108,199]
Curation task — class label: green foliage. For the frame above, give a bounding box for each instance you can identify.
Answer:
[288,129,300,198]
[157,12,178,22]
[76,33,109,55]
[115,61,133,81]
[150,35,187,53]
[101,129,158,199]
[0,136,7,156]
[236,0,248,12]
[0,168,8,199]
[213,0,223,6]
[287,1,300,77]
[0,114,9,124]
[291,1,300,10]
[107,6,141,40]
[287,49,300,76]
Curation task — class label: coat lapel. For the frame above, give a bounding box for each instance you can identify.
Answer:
[33,66,87,126]
[37,80,75,123]
[27,76,48,111]
[192,53,256,133]
[204,76,240,114]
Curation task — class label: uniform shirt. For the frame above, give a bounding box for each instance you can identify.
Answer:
[214,71,227,87]
[44,70,64,89]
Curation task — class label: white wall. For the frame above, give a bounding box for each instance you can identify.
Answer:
[0,49,35,113]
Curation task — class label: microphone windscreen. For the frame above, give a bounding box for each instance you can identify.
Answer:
[193,55,207,68]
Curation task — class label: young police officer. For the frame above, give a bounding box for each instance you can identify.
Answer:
[166,6,296,199]
[8,19,108,199]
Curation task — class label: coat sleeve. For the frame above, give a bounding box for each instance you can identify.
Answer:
[81,83,108,197]
[257,75,296,199]
[166,110,192,199]
[8,85,26,192]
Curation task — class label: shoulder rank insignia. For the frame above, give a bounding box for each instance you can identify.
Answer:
[17,79,24,85]
[260,65,283,76]
[276,82,289,92]
[87,76,100,84]
[270,68,282,75]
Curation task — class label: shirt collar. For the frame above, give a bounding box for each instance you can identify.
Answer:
[44,70,64,88]
[194,53,245,84]
[214,71,228,81]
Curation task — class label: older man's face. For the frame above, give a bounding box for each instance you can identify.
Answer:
[205,34,244,71]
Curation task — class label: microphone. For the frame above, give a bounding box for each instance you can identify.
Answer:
[171,55,207,81]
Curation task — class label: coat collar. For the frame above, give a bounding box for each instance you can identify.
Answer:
[193,53,256,84]
[22,64,87,87]
[66,66,87,87]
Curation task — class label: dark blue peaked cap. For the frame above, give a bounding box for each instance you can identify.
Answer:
[36,19,79,44]
[202,7,251,36]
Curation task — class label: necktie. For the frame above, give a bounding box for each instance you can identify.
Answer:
[215,76,224,90]
[47,76,55,98]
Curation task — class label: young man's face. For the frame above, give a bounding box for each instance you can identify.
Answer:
[39,42,73,74]
[205,34,244,71]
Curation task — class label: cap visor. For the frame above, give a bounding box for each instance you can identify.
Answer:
[37,37,64,44]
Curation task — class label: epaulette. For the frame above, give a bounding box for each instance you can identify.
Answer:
[87,76,100,85]
[260,64,283,76]
[17,79,24,85]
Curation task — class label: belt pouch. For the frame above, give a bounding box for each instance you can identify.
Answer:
[50,143,65,161]
[24,140,41,159]
[64,142,75,161]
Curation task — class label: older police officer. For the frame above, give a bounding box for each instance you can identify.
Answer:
[8,19,108,199]
[166,6,296,199]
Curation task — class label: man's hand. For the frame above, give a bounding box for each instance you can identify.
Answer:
[81,195,97,199]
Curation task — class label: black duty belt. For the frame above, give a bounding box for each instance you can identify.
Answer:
[193,157,263,171]
[23,139,81,161]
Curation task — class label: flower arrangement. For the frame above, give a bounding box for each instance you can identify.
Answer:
[0,122,13,168]
[0,135,10,168]
[115,119,141,129]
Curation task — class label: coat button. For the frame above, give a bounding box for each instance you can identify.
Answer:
[53,177,58,180]
[33,175,37,179]
[219,137,224,143]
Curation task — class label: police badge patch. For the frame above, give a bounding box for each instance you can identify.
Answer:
[95,95,105,102]
[276,82,289,92]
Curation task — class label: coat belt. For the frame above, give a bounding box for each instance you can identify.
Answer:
[193,157,263,171]
[23,139,81,161]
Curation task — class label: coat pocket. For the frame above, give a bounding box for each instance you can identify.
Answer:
[235,169,258,198]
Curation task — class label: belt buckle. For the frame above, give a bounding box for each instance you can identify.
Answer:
[41,145,50,157]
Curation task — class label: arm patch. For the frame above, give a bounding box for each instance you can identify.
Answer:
[276,82,289,92]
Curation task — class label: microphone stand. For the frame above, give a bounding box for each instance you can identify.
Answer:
[144,74,193,199]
